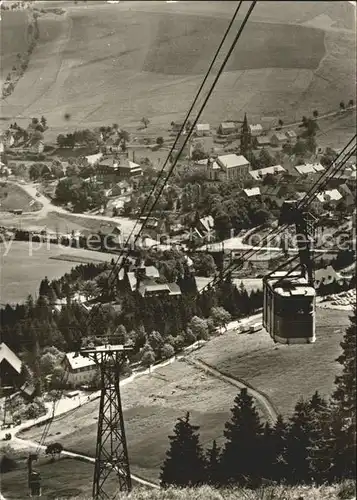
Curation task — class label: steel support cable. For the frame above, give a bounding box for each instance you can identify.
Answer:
[199,137,357,293]
[33,2,251,449]
[80,1,258,337]
[298,134,356,209]
[98,0,245,290]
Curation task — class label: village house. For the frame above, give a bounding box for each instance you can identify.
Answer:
[254,135,271,149]
[338,183,355,207]
[85,152,103,166]
[316,189,343,205]
[116,157,143,180]
[214,154,251,182]
[195,123,210,136]
[195,215,215,239]
[0,343,22,389]
[260,185,285,208]
[119,264,181,298]
[218,122,236,135]
[249,124,263,137]
[270,132,288,147]
[294,163,325,176]
[315,265,344,289]
[249,164,286,181]
[243,187,261,198]
[285,130,297,142]
[110,180,133,196]
[62,352,97,387]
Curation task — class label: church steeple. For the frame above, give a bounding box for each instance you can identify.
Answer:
[240,113,251,155]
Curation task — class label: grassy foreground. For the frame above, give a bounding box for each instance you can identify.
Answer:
[56,483,356,500]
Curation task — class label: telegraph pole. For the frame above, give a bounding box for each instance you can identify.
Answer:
[81,345,132,499]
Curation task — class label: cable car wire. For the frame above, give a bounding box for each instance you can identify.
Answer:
[80,0,258,336]
[32,0,256,452]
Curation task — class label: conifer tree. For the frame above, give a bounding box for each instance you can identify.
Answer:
[270,414,289,482]
[220,388,264,486]
[285,399,316,484]
[160,412,206,487]
[331,308,356,480]
[205,440,221,486]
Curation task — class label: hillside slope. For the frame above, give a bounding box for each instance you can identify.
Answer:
[0,1,355,135]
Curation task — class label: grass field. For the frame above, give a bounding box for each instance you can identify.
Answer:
[0,1,355,135]
[2,451,353,500]
[194,308,350,417]
[20,361,241,482]
[0,183,42,213]
[19,307,351,483]
[0,241,118,304]
[0,10,30,85]
[0,454,97,499]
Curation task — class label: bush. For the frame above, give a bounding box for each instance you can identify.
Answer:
[0,446,18,473]
[161,343,175,359]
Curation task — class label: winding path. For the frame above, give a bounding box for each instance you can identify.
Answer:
[185,358,278,425]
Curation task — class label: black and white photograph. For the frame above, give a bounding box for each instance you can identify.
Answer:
[0,0,356,498]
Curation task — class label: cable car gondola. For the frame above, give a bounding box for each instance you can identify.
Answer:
[263,200,317,345]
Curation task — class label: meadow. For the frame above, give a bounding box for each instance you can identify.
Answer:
[0,10,30,84]
[0,183,42,213]
[19,308,350,483]
[194,308,350,416]
[0,241,118,304]
[0,1,355,135]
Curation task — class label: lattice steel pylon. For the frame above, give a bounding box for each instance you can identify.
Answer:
[81,345,132,499]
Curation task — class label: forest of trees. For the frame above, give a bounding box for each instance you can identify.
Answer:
[161,309,356,488]
[0,257,263,390]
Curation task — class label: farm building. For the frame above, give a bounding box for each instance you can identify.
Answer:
[215,154,251,181]
[218,122,236,135]
[270,132,288,146]
[116,157,143,180]
[195,123,210,136]
[62,352,96,387]
[249,124,263,137]
[249,164,286,180]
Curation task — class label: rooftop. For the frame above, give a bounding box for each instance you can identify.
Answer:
[217,154,249,169]
[0,343,22,375]
[64,352,96,371]
[249,164,285,179]
[196,123,210,131]
[243,187,261,197]
[316,189,343,203]
[220,122,236,129]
